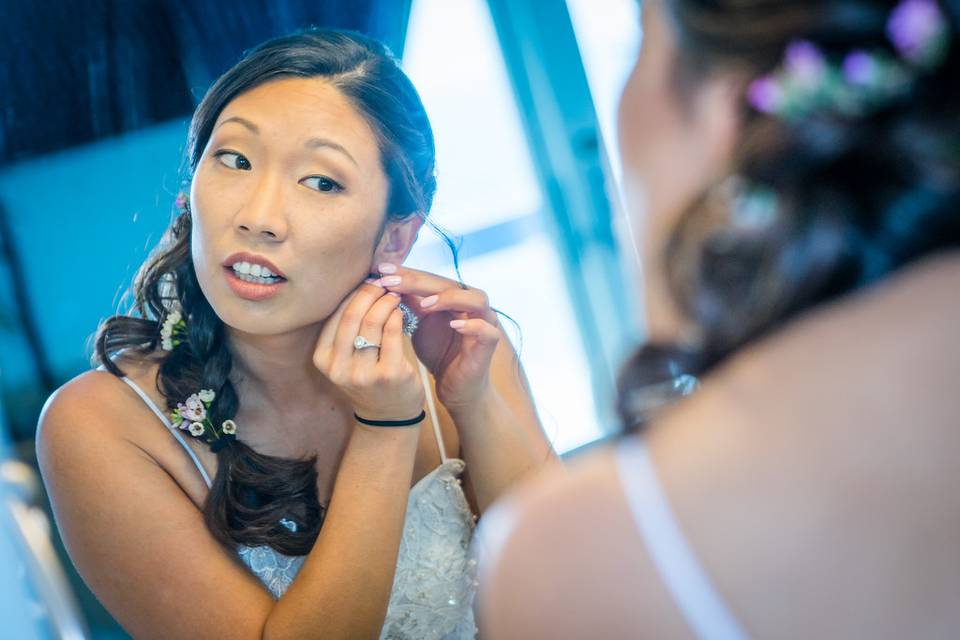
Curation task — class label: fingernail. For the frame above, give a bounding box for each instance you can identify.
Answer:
[421,295,439,308]
[387,291,401,298]
[364,278,382,287]
[378,262,398,274]
[380,275,401,286]
[450,319,467,329]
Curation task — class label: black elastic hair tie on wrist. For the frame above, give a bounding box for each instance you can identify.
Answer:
[353,410,427,427]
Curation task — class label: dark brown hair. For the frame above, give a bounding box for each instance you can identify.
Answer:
[95,28,440,555]
[619,0,960,430]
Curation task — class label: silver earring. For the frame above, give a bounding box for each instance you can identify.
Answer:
[398,303,419,336]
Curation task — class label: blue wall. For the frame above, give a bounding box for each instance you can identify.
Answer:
[0,120,191,432]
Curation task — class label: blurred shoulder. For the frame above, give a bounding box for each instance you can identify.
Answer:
[475,440,687,638]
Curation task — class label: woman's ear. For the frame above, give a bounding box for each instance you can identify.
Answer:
[372,214,425,267]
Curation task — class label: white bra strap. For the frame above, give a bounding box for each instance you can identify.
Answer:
[417,360,448,464]
[120,376,213,489]
[615,437,748,640]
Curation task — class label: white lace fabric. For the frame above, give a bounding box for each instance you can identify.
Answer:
[238,458,479,639]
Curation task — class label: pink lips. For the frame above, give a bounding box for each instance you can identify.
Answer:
[222,252,288,302]
[223,267,286,301]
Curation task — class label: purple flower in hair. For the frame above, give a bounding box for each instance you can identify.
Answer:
[887,0,948,66]
[747,76,784,114]
[842,50,878,85]
[785,40,827,85]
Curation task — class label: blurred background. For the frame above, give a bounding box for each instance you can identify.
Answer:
[0,0,641,636]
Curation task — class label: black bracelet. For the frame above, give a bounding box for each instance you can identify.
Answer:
[353,410,427,427]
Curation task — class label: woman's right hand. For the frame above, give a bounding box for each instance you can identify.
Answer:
[312,280,426,422]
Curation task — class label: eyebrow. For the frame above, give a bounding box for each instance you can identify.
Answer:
[216,116,358,167]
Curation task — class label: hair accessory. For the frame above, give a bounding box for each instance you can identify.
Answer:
[175,192,190,212]
[170,389,238,449]
[160,305,187,351]
[725,176,780,231]
[747,0,950,121]
[353,410,427,427]
[887,0,950,67]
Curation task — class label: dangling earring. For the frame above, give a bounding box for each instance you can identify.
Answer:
[702,175,781,254]
[398,303,419,336]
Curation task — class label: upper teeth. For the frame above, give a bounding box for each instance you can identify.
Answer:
[232,261,277,277]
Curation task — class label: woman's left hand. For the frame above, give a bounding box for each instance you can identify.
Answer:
[376,263,501,412]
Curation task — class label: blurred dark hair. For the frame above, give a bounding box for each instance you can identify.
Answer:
[94,28,441,554]
[619,0,960,431]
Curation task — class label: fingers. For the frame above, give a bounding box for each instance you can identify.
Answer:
[314,286,363,369]
[333,288,401,365]
[375,263,460,298]
[449,318,502,347]
[418,288,499,324]
[376,263,496,323]
[314,281,387,371]
[379,307,406,368]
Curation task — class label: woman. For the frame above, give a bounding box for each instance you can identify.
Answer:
[36,29,554,639]
[478,0,959,637]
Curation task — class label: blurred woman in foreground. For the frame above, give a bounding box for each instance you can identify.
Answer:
[478,0,960,637]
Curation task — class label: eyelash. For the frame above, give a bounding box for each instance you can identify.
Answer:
[212,150,345,194]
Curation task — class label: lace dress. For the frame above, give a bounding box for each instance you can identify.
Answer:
[119,364,480,639]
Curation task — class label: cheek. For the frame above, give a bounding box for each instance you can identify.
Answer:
[619,61,681,250]
[188,172,226,269]
[619,58,716,265]
[296,209,383,283]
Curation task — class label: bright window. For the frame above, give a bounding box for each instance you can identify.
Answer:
[402,0,603,452]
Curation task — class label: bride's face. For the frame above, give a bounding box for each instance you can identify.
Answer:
[189,76,394,336]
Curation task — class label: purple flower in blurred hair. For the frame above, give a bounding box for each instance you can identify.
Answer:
[887,0,945,64]
[843,50,877,85]
[785,40,827,84]
[747,76,784,114]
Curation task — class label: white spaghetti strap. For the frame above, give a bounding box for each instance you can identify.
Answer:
[615,437,749,640]
[120,376,213,489]
[417,360,448,464]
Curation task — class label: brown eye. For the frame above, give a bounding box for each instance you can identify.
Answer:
[214,151,251,171]
[301,176,344,193]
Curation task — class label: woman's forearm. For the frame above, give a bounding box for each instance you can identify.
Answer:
[450,388,559,514]
[262,423,421,640]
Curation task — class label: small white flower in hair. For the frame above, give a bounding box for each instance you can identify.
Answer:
[188,422,205,437]
[198,389,215,403]
[221,419,237,435]
[160,307,186,351]
[179,395,206,422]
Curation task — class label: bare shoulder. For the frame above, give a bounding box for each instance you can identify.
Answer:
[40,368,135,447]
[37,352,164,449]
[475,443,688,639]
[35,357,272,638]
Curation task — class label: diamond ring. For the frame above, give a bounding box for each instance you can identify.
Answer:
[353,336,381,351]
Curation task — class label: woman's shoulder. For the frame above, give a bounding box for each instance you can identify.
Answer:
[474,442,690,637]
[37,351,166,448]
[711,250,960,438]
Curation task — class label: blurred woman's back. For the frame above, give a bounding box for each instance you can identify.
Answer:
[475,0,960,637]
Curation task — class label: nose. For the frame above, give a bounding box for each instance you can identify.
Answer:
[234,174,289,242]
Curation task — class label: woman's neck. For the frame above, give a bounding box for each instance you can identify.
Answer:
[225,323,340,415]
